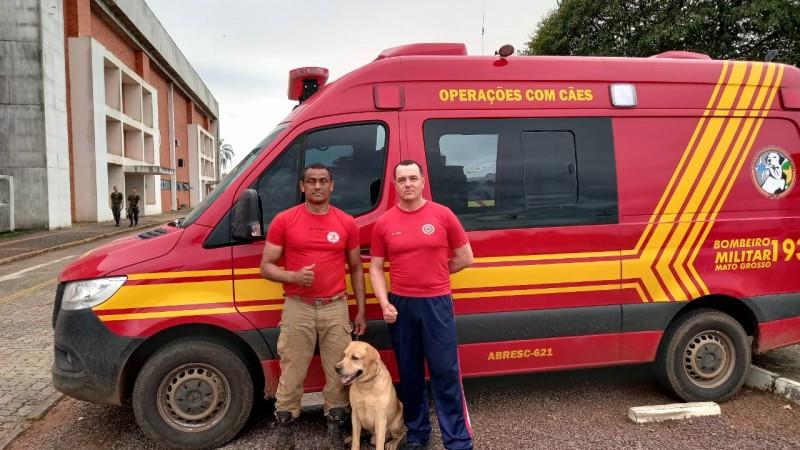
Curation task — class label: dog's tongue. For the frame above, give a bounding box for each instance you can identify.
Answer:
[341,373,358,385]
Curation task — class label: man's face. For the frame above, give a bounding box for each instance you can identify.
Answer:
[113,186,118,192]
[394,164,424,202]
[300,168,333,205]
[132,188,137,194]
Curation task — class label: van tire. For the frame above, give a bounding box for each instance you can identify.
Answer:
[655,308,750,402]
[132,339,254,449]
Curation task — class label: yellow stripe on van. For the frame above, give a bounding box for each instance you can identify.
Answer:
[94,281,232,310]
[451,260,619,289]
[233,278,285,302]
[655,63,762,299]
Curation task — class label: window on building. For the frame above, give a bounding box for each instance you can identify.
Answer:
[423,118,618,231]
[254,122,387,228]
[178,158,184,168]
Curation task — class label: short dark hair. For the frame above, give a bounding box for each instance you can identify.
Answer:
[301,162,332,181]
[393,160,424,178]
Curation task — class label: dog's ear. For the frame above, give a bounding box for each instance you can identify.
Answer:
[366,345,380,374]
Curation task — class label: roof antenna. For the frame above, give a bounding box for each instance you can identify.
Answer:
[481,0,486,55]
[765,49,779,62]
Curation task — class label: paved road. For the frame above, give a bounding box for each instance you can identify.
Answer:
[0,231,145,448]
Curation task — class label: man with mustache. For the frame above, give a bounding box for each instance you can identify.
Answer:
[260,162,367,450]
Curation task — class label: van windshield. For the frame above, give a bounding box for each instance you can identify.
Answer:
[180,123,289,228]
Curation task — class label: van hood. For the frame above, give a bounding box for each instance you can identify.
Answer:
[59,226,183,283]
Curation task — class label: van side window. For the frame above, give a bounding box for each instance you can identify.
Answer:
[521,131,578,207]
[437,134,498,209]
[257,141,302,228]
[424,118,618,231]
[255,122,387,229]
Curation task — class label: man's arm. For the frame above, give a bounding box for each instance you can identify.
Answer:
[448,243,474,274]
[369,256,397,323]
[259,241,314,287]
[346,247,367,335]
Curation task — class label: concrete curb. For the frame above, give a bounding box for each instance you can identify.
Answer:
[0,393,64,450]
[0,224,153,266]
[25,392,65,421]
[745,365,800,405]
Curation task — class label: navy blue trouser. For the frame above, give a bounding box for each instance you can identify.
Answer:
[388,293,472,450]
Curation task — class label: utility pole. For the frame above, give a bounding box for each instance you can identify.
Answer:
[481,0,486,55]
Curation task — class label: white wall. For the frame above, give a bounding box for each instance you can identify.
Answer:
[41,0,72,228]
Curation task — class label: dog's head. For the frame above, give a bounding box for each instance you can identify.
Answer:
[335,341,381,385]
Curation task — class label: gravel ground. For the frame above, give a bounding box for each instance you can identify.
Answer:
[8,365,800,450]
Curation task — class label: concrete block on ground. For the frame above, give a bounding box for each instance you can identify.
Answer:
[775,377,800,405]
[301,392,324,407]
[745,365,779,391]
[628,402,721,424]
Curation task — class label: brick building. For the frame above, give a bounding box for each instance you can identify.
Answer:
[0,0,219,230]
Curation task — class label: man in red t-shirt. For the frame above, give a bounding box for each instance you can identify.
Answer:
[260,162,366,450]
[370,160,474,450]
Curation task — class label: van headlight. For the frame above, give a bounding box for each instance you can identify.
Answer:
[61,277,127,311]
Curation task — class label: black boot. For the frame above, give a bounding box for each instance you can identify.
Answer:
[326,407,348,450]
[275,410,295,450]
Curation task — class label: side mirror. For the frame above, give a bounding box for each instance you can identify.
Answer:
[231,189,264,241]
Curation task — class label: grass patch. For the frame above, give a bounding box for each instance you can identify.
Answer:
[0,229,35,240]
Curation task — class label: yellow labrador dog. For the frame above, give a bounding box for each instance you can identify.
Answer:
[336,341,405,450]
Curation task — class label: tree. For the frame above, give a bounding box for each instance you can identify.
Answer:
[218,141,235,174]
[525,0,800,67]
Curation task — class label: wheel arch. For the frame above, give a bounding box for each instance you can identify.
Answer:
[119,324,267,402]
[659,294,759,352]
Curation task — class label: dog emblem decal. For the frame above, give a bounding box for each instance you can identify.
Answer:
[751,147,795,199]
[327,231,340,243]
[421,224,435,235]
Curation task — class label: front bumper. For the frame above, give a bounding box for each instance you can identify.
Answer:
[52,304,143,405]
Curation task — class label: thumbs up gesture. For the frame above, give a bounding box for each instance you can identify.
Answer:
[290,263,315,287]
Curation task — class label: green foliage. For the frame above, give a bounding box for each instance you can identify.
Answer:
[525,0,800,67]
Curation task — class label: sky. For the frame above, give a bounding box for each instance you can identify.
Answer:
[145,0,559,166]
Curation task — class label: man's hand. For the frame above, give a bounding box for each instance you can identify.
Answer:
[290,264,315,287]
[381,303,398,324]
[354,311,367,335]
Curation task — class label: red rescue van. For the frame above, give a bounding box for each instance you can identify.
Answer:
[53,43,800,448]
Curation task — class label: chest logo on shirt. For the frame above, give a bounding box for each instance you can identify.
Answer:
[327,231,340,243]
[421,224,436,235]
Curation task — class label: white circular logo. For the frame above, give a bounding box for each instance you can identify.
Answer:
[751,146,795,199]
[327,231,340,243]
[421,224,435,235]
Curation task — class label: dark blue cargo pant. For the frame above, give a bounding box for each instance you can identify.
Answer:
[388,293,473,450]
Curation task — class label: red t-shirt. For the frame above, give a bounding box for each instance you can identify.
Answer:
[370,201,469,297]
[267,204,359,297]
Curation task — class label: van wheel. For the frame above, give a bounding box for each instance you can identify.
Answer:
[655,308,750,402]
[132,339,254,449]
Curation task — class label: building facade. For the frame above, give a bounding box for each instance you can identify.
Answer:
[0,0,219,230]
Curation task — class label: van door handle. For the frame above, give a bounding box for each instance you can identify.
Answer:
[568,163,575,175]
